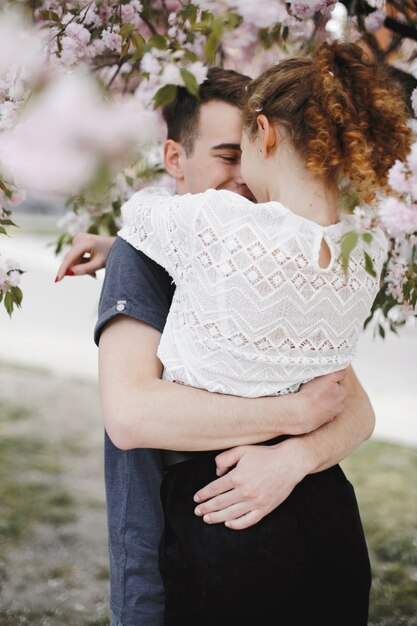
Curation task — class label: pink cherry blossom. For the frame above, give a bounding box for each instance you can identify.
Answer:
[388,160,410,195]
[0,71,162,195]
[364,10,386,33]
[7,269,21,287]
[101,29,123,54]
[408,142,417,172]
[142,52,162,75]
[0,255,22,293]
[188,62,208,85]
[0,266,8,292]
[161,63,184,86]
[412,87,417,118]
[5,257,21,271]
[58,210,93,237]
[57,23,91,67]
[121,1,144,28]
[233,0,288,28]
[378,197,417,237]
[290,0,336,19]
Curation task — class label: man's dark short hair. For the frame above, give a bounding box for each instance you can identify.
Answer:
[162,67,252,156]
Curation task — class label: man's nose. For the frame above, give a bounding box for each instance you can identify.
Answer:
[233,166,245,187]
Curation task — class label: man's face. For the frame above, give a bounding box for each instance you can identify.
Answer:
[179,100,255,200]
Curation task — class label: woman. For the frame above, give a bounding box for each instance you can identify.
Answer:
[116,42,411,626]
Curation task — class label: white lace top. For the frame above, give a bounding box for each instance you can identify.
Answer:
[118,187,388,397]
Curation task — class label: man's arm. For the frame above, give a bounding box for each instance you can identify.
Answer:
[192,366,374,529]
[99,315,347,451]
[294,365,374,472]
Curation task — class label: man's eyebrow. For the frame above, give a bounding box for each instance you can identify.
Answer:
[211,143,242,151]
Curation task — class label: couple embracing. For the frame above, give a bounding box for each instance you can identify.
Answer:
[59,42,411,626]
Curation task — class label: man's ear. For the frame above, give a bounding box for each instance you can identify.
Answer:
[256,114,276,157]
[164,139,186,181]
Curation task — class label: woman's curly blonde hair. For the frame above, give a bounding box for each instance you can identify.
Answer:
[243,42,412,205]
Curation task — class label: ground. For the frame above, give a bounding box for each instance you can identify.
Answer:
[0,363,108,626]
[0,362,416,626]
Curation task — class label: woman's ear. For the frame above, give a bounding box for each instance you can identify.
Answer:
[164,139,186,181]
[256,114,276,157]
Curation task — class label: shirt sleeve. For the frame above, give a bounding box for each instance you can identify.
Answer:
[117,189,196,284]
[94,236,175,346]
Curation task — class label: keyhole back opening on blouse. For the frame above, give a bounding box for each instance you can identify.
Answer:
[318,236,332,270]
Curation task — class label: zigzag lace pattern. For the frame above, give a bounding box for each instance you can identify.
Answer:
[118,188,387,398]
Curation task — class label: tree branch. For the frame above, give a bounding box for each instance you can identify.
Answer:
[384,16,417,42]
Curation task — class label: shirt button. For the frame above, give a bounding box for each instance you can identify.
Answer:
[116,300,126,312]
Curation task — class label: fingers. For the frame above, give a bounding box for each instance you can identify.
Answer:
[225,509,263,531]
[56,252,84,281]
[55,233,98,281]
[194,487,241,517]
[215,447,243,476]
[70,259,98,278]
[198,502,252,525]
[193,473,234,504]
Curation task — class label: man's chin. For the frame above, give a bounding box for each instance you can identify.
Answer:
[241,189,257,202]
[221,185,257,202]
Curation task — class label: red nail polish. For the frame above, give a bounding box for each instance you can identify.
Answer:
[54,275,60,283]
[65,269,75,276]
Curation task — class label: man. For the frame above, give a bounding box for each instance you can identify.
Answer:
[58,68,374,626]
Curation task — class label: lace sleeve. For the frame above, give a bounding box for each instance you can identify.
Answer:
[117,188,194,283]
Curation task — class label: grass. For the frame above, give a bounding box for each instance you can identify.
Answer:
[342,440,417,626]
[0,403,77,545]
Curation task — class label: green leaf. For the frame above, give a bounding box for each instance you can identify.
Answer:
[4,291,13,317]
[0,219,17,227]
[153,84,177,109]
[182,49,199,62]
[0,180,12,200]
[364,252,376,278]
[54,233,69,256]
[120,23,136,38]
[131,32,145,50]
[364,313,372,329]
[0,226,8,236]
[204,17,224,63]
[121,41,130,57]
[340,231,358,274]
[180,68,200,97]
[204,32,219,63]
[361,232,373,245]
[180,4,198,23]
[39,10,61,22]
[148,34,167,50]
[11,286,23,307]
[378,324,386,339]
